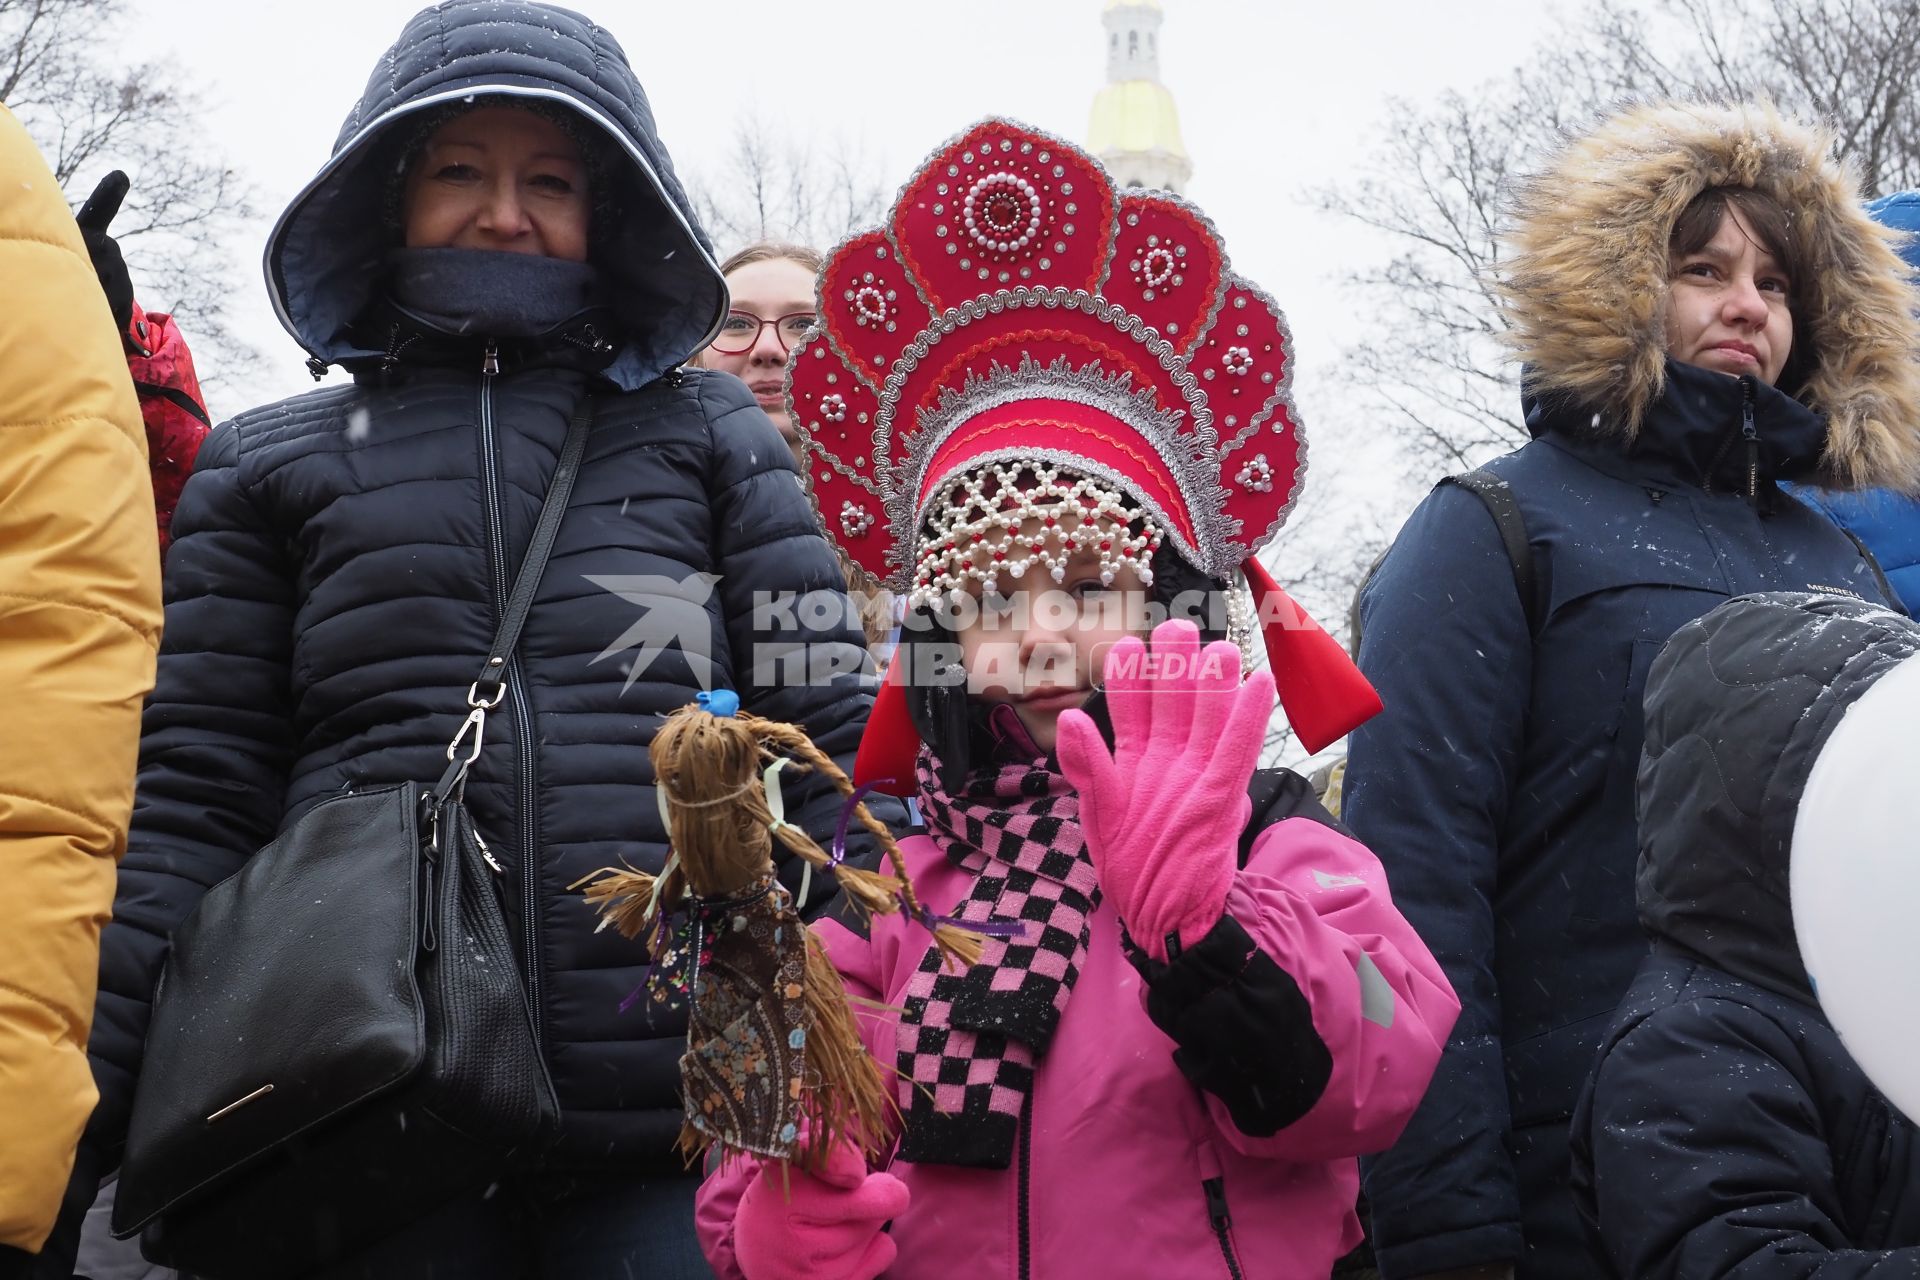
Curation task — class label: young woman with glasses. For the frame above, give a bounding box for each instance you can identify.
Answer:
[700,241,896,656]
[698,242,824,457]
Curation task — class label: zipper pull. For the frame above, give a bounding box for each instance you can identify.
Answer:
[473,827,505,875]
[421,849,439,954]
[482,341,500,376]
[1741,376,1760,501]
[1203,1177,1231,1229]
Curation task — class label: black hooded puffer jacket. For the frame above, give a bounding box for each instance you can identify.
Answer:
[83,0,894,1180]
[1572,592,1920,1278]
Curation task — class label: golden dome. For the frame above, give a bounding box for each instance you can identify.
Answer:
[1088,79,1189,164]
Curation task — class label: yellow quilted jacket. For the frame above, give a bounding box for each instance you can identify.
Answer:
[0,106,161,1252]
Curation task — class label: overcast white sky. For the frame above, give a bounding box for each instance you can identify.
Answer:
[117,0,1568,556]
[127,0,1562,393]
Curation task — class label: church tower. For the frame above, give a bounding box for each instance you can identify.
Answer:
[1087,0,1193,193]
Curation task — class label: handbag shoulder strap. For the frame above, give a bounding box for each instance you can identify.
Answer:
[439,402,592,796]
[471,402,594,705]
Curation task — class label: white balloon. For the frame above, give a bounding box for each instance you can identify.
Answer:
[1792,651,1920,1123]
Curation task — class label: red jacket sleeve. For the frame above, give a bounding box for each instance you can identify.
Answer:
[124,302,211,552]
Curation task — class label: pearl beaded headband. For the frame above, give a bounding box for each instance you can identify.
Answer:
[909,463,1162,607]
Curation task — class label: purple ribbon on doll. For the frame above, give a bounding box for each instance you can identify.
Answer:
[831,780,1029,942]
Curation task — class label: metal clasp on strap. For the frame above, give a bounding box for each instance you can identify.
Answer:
[447,706,488,764]
[437,703,489,797]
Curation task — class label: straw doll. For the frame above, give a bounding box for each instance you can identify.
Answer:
[584,693,977,1177]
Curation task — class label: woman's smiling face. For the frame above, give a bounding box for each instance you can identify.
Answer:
[403,106,591,262]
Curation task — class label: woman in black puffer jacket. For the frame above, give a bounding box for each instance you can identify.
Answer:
[46,2,893,1275]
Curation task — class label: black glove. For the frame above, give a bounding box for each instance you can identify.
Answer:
[75,170,134,343]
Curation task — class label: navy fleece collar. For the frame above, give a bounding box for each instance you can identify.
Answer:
[1529,359,1828,494]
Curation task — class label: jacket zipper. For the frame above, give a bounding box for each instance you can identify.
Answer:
[1017,1093,1034,1280]
[1740,375,1760,502]
[476,340,546,1056]
[1203,1177,1246,1280]
[1700,376,1762,500]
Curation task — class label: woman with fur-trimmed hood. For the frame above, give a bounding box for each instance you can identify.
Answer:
[1345,101,1920,1280]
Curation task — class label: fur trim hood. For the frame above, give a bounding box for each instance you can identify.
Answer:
[1500,101,1920,493]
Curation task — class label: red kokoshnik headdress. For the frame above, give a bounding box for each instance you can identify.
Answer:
[786,118,1381,790]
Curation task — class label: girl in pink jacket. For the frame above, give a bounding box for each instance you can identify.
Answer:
[693,118,1459,1280]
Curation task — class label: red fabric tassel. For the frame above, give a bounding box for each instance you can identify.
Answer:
[854,658,920,796]
[1242,558,1384,753]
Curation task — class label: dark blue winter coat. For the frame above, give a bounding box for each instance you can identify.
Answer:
[1572,592,1920,1279]
[1347,100,1920,1280]
[1791,192,1920,614]
[1793,487,1920,612]
[1349,363,1898,1279]
[77,0,891,1196]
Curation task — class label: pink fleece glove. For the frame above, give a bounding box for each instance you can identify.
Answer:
[1055,618,1277,960]
[733,1142,909,1280]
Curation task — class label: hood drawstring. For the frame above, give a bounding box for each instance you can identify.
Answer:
[561,322,613,356]
[382,322,423,375]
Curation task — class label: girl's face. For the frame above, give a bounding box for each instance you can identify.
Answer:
[1664,204,1794,386]
[949,539,1150,753]
[403,106,591,262]
[700,257,818,448]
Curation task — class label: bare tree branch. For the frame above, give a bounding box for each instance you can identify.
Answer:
[686,119,890,258]
[2,0,260,395]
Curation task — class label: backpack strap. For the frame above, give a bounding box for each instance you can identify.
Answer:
[1439,470,1545,637]
[1832,523,1898,606]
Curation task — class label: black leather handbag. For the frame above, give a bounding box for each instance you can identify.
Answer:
[111,405,592,1278]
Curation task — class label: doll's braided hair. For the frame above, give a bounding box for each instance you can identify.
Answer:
[586,706,981,967]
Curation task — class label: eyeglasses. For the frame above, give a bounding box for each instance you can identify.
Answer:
[710,310,818,354]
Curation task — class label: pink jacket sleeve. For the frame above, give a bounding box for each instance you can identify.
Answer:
[1140,814,1460,1164]
[694,913,890,1279]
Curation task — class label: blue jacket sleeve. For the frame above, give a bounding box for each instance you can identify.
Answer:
[87,422,298,1165]
[700,371,904,906]
[1577,998,1920,1279]
[1346,480,1532,1276]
